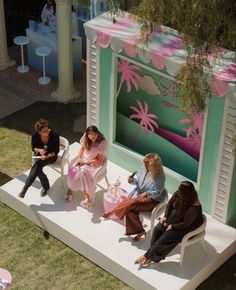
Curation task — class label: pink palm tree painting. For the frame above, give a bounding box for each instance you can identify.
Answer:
[159,76,179,100]
[129,100,159,147]
[162,100,203,153]
[180,113,203,148]
[116,59,142,96]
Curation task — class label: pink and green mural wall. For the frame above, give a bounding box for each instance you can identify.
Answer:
[85,13,236,227]
[115,57,203,182]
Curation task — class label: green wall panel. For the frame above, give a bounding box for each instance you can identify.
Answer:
[198,97,225,212]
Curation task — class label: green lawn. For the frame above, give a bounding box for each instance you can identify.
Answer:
[0,102,235,289]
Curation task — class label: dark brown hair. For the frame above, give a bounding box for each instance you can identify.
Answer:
[34,119,49,132]
[84,126,105,150]
[173,181,199,218]
[46,0,56,15]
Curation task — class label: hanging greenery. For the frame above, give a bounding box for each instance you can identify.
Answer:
[105,0,123,22]
[131,0,236,113]
[175,54,212,114]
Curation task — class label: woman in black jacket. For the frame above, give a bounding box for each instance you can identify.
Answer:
[135,181,203,266]
[18,118,59,198]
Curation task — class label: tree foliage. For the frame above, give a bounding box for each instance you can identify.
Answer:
[132,0,236,51]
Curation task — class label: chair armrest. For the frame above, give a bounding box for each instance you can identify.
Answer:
[60,147,69,163]
[181,216,207,244]
[151,201,166,220]
[59,136,69,164]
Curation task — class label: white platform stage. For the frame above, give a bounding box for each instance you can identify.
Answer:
[0,143,235,290]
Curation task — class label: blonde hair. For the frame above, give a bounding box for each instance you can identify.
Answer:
[145,153,164,178]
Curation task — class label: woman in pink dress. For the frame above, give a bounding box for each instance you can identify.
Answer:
[64,126,108,207]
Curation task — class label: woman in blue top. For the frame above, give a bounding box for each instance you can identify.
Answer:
[102,153,166,241]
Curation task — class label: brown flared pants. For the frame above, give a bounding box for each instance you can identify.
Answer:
[113,197,158,235]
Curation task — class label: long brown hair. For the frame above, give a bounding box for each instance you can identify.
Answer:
[84,126,105,150]
[173,181,199,218]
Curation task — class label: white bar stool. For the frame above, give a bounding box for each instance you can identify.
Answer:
[13,36,30,73]
[35,46,52,85]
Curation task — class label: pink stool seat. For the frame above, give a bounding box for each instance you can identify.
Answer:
[0,268,12,289]
[103,186,128,220]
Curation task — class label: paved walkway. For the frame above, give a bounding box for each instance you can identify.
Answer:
[0,46,86,120]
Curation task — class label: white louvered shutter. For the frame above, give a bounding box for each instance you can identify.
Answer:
[212,98,236,222]
[86,40,100,127]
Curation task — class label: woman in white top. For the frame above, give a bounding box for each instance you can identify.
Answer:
[41,0,56,28]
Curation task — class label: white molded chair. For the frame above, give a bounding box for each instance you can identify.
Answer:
[140,189,169,239]
[48,136,69,188]
[179,213,207,267]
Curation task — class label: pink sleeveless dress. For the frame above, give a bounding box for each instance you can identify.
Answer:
[67,134,108,198]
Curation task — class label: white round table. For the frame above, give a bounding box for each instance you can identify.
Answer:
[13,36,30,73]
[35,46,52,85]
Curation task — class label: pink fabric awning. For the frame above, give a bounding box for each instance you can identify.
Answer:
[85,12,236,99]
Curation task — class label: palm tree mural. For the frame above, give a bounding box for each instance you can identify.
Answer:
[116,59,142,96]
[162,100,203,160]
[129,100,158,147]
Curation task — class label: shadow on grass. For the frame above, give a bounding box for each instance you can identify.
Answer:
[0,101,86,144]
[0,172,12,186]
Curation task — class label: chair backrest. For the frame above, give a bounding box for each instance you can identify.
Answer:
[48,136,69,168]
[179,213,207,267]
[58,136,69,164]
[59,136,69,150]
[182,213,207,245]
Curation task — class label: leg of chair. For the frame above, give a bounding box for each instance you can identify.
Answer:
[201,239,207,255]
[149,214,155,239]
[179,243,186,267]
[104,175,109,188]
[61,166,64,188]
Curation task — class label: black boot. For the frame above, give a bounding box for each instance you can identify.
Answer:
[40,188,48,197]
[18,187,27,198]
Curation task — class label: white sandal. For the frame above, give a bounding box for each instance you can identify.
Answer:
[80,199,92,208]
[64,193,72,202]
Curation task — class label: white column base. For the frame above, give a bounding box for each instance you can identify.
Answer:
[51,88,81,104]
[0,58,16,71]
